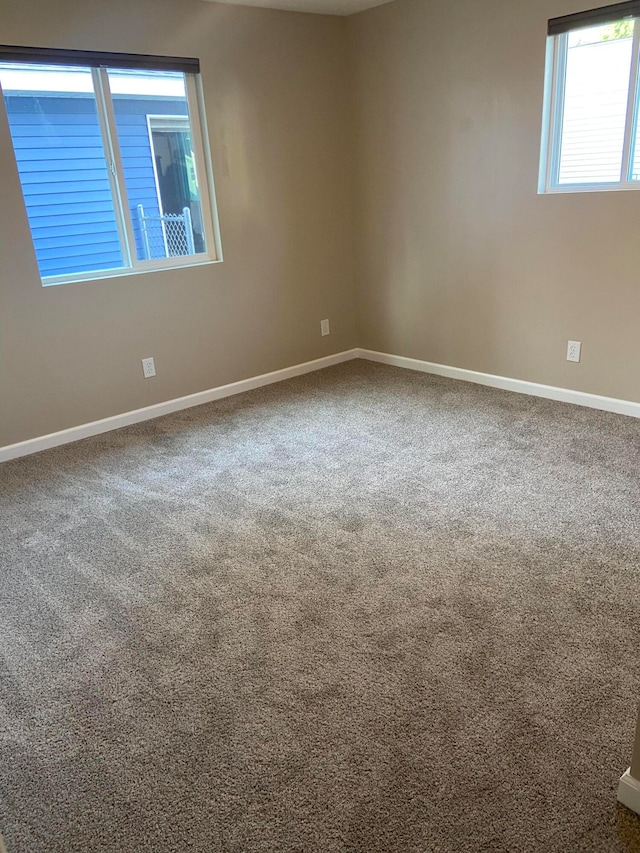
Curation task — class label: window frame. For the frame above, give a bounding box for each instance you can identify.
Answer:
[0,61,223,286]
[539,16,640,194]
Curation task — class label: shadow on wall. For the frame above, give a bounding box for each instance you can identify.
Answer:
[352,2,501,368]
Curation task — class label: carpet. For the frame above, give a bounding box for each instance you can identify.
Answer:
[0,359,639,852]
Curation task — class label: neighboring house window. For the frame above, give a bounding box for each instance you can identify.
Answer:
[0,47,221,284]
[540,1,640,193]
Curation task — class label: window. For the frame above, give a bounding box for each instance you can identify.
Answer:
[540,1,640,192]
[0,47,221,284]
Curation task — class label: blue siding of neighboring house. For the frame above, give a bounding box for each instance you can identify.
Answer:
[5,93,187,278]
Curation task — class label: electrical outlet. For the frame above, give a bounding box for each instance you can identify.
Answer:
[321,319,330,337]
[567,341,581,363]
[141,357,156,378]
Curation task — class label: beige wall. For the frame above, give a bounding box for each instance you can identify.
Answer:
[349,0,640,403]
[0,0,357,446]
[4,0,640,450]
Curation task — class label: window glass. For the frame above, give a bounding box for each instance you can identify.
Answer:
[630,70,640,180]
[558,24,633,185]
[107,69,206,261]
[0,63,123,278]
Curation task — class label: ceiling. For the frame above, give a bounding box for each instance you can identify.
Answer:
[201,0,394,15]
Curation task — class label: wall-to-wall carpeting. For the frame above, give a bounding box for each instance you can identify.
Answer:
[1,360,639,852]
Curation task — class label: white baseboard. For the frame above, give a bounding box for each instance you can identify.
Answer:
[3,346,639,464]
[356,349,640,419]
[0,349,359,463]
[618,768,640,815]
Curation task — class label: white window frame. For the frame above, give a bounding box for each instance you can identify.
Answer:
[0,65,223,285]
[539,17,640,194]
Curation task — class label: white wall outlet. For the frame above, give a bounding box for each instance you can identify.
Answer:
[567,341,581,363]
[321,319,330,336]
[141,357,156,378]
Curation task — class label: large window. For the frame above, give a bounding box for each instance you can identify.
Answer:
[540,2,640,192]
[0,48,220,284]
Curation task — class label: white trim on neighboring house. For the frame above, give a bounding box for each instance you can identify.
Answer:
[146,113,170,256]
[145,113,192,257]
[146,115,191,215]
[2,348,640,463]
[137,98,213,265]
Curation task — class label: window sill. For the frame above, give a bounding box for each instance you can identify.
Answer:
[42,257,222,288]
[540,183,640,195]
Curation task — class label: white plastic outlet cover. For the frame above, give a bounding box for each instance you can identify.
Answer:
[142,357,156,378]
[567,341,581,363]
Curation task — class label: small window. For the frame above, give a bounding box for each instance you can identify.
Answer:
[0,51,221,284]
[540,4,640,192]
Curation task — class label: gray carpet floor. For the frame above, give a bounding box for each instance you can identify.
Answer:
[1,359,640,852]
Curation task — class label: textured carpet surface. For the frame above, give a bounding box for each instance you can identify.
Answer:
[1,359,640,852]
